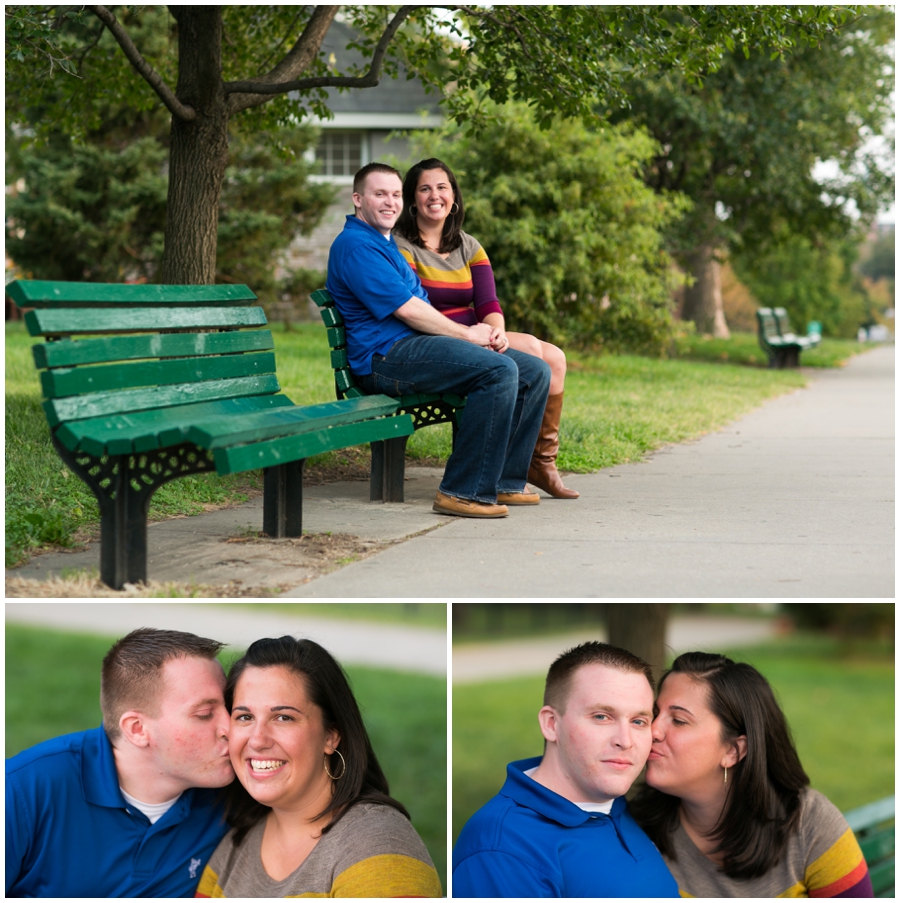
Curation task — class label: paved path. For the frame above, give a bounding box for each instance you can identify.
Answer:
[10,346,893,597]
[4,603,447,675]
[452,614,780,683]
[288,346,895,597]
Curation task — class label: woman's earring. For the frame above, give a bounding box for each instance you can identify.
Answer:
[409,206,417,218]
[724,765,728,786]
[324,748,346,781]
[450,202,460,215]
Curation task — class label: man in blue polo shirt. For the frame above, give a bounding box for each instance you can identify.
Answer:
[453,641,679,897]
[326,162,551,519]
[6,628,234,897]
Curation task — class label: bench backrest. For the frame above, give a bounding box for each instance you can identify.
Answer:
[756,308,780,342]
[310,288,367,401]
[772,307,798,339]
[7,280,279,431]
[845,795,895,897]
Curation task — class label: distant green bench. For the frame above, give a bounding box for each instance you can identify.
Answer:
[845,795,894,897]
[756,306,822,368]
[311,288,465,503]
[8,280,414,590]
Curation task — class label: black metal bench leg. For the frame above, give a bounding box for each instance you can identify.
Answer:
[95,456,151,590]
[370,436,409,502]
[263,460,305,537]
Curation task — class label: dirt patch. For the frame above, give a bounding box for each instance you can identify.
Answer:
[5,531,389,599]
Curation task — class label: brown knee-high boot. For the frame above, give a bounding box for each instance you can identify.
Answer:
[527,392,579,499]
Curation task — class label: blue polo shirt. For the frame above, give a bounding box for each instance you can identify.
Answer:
[452,756,679,898]
[6,726,229,898]
[326,215,425,375]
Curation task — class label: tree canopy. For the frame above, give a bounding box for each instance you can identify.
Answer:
[5,5,869,285]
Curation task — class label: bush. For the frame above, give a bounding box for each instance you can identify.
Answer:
[782,604,894,642]
[410,105,689,353]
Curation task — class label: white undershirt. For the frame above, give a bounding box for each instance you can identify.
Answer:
[120,787,182,824]
[523,766,615,815]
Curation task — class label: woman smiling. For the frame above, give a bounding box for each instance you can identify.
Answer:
[195,636,441,898]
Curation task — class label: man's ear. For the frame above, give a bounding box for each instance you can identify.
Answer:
[119,711,151,749]
[351,192,362,210]
[538,705,560,743]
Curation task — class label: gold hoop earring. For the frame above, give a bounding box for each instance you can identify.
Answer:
[450,203,460,215]
[409,206,417,218]
[324,748,346,781]
[724,765,728,786]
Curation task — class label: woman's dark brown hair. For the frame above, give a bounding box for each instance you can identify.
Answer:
[630,651,810,879]
[222,636,409,845]
[394,157,465,254]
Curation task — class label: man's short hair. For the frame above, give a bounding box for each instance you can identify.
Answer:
[101,628,224,742]
[544,641,655,713]
[353,162,402,194]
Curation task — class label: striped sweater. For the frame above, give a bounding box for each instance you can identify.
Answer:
[394,232,504,326]
[195,802,441,898]
[664,789,872,898]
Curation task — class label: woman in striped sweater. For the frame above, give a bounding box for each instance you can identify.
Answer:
[393,158,578,500]
[630,652,872,898]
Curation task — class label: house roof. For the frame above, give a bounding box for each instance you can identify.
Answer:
[297,17,443,127]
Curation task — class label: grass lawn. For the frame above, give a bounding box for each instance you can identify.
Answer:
[218,602,448,629]
[670,329,871,369]
[7,319,864,567]
[5,623,448,891]
[451,633,894,844]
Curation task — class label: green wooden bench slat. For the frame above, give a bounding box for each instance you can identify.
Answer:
[188,396,403,449]
[869,857,894,895]
[846,796,895,833]
[25,306,267,337]
[41,352,277,399]
[331,348,349,370]
[44,375,282,428]
[325,325,345,346]
[320,307,342,328]
[310,289,332,308]
[334,370,356,395]
[33,330,274,369]
[55,395,296,456]
[213,414,415,475]
[8,280,257,306]
[858,826,895,864]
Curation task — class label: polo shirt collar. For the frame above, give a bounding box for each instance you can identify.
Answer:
[345,214,396,244]
[501,756,628,827]
[81,724,128,809]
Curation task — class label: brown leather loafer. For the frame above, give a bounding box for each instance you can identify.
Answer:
[497,490,541,506]
[433,491,509,518]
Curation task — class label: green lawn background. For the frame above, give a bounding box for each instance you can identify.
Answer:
[5,623,448,891]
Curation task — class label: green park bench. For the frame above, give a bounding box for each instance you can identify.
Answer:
[8,279,414,590]
[845,795,894,897]
[311,288,465,503]
[756,306,821,368]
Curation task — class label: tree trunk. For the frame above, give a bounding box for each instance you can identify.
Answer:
[607,603,669,686]
[682,243,731,338]
[161,7,228,285]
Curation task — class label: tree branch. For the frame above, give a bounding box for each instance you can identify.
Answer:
[224,5,423,114]
[87,5,196,121]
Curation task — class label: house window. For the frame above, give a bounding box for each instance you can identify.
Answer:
[316,131,364,177]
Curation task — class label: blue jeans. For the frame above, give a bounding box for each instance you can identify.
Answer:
[358,336,551,503]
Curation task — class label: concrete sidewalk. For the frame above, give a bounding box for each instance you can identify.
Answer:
[452,614,780,683]
[9,346,894,598]
[5,602,447,675]
[288,345,894,598]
